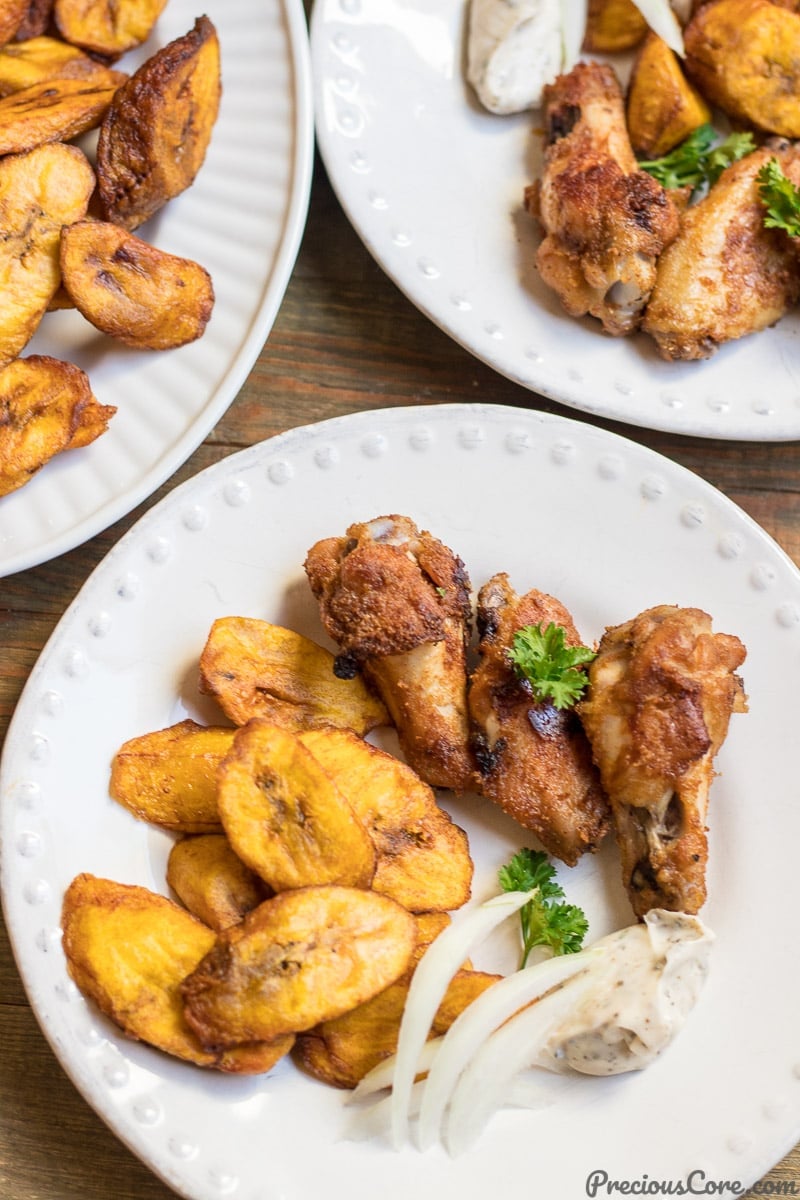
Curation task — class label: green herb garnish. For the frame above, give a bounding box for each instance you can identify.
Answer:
[757,157,800,238]
[639,124,755,193]
[507,622,595,710]
[499,848,589,968]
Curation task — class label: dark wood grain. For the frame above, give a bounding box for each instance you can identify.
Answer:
[1,110,798,1200]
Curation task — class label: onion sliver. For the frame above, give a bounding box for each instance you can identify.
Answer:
[384,888,537,1150]
[416,947,600,1150]
[628,0,685,55]
[349,1038,441,1104]
[445,966,597,1156]
[560,0,588,71]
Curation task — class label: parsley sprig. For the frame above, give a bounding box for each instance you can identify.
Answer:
[499,848,588,968]
[639,124,755,193]
[507,622,596,710]
[757,157,800,238]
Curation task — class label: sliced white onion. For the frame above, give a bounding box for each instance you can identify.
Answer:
[560,0,588,71]
[348,1038,441,1105]
[415,947,600,1150]
[382,888,537,1150]
[445,968,597,1156]
[628,0,685,55]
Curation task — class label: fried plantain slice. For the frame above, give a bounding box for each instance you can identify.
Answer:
[181,884,417,1049]
[217,721,376,891]
[198,616,389,734]
[54,0,168,57]
[0,35,127,96]
[109,719,235,832]
[0,0,28,46]
[298,728,473,913]
[62,874,294,1073]
[0,355,114,497]
[60,219,214,350]
[295,913,499,1088]
[0,77,117,155]
[0,141,95,365]
[167,834,270,932]
[14,0,56,40]
[96,16,221,230]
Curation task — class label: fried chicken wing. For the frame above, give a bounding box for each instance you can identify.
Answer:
[304,516,475,791]
[526,60,680,336]
[578,606,747,918]
[468,574,611,866]
[642,145,800,360]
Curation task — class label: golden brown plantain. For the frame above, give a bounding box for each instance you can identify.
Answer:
[0,77,117,155]
[0,35,126,96]
[60,219,214,350]
[0,141,95,365]
[109,719,234,832]
[62,874,294,1073]
[166,834,270,932]
[198,616,389,734]
[0,354,114,497]
[298,727,473,913]
[96,16,221,230]
[181,885,417,1049]
[54,0,168,58]
[626,33,711,157]
[216,721,377,892]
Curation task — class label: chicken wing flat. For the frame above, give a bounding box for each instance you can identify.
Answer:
[468,574,610,866]
[642,145,800,360]
[578,605,747,918]
[526,60,680,336]
[304,515,475,791]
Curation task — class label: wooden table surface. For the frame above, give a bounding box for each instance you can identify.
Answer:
[2,40,800,1200]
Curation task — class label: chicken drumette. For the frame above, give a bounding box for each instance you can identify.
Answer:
[304,515,475,792]
[527,60,681,336]
[642,144,800,360]
[578,605,747,918]
[468,574,611,866]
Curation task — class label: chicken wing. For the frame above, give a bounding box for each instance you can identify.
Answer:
[468,574,610,866]
[304,516,475,791]
[642,144,800,360]
[526,60,680,336]
[578,605,747,918]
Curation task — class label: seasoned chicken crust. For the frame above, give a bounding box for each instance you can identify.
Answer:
[578,605,747,918]
[528,59,680,336]
[304,515,475,791]
[642,144,800,360]
[468,574,611,866]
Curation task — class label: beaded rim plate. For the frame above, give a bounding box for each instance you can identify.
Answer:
[0,0,314,578]
[311,0,800,441]
[3,403,800,1199]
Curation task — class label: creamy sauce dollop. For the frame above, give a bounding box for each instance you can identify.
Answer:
[467,0,563,115]
[535,909,714,1076]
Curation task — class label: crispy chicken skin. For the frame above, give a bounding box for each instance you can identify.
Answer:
[526,60,680,336]
[642,144,800,360]
[304,516,475,791]
[578,606,747,919]
[468,574,611,866]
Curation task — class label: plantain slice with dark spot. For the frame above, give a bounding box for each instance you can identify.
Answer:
[54,0,168,58]
[0,141,95,365]
[61,218,214,350]
[0,354,115,497]
[96,15,221,230]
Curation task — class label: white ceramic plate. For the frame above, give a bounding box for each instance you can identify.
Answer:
[0,0,314,579]
[3,403,800,1200]
[311,0,800,441]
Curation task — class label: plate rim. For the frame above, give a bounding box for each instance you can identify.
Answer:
[0,0,315,580]
[309,0,800,443]
[4,400,800,1199]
